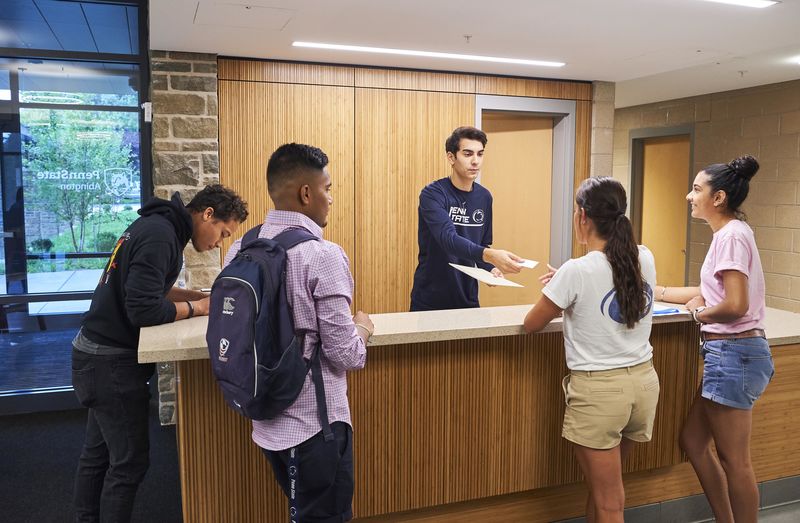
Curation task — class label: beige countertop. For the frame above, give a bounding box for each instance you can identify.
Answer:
[138,304,800,363]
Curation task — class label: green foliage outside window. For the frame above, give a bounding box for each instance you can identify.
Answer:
[25,209,139,273]
[21,107,140,273]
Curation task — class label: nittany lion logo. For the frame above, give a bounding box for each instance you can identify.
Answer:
[218,338,230,361]
[472,209,485,224]
[222,296,235,315]
[103,168,134,199]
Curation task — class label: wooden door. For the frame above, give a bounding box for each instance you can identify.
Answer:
[479,111,553,307]
[640,136,690,286]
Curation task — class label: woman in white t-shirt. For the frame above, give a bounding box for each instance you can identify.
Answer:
[523,177,658,523]
[656,155,772,523]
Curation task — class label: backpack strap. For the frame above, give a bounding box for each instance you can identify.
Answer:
[241,224,263,247]
[309,343,334,442]
[275,227,330,441]
[273,227,319,251]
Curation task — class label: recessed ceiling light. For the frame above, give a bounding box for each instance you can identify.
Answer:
[292,41,565,68]
[702,0,778,8]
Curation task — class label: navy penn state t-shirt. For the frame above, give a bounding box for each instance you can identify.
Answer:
[410,177,494,311]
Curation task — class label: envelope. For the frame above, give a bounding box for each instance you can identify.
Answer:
[448,263,524,288]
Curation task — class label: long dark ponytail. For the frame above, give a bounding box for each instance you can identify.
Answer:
[576,177,645,329]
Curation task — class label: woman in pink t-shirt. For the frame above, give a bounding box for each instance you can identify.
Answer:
[656,155,773,523]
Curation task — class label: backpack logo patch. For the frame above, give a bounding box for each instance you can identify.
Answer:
[222,296,235,315]
[219,338,230,362]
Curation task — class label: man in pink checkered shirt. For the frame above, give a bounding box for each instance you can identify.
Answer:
[224,143,372,522]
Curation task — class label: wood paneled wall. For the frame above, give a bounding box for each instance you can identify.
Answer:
[573,100,592,258]
[358,341,800,522]
[354,88,474,313]
[218,58,593,312]
[177,322,704,521]
[218,80,355,259]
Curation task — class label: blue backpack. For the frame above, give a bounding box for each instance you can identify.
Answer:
[206,226,333,439]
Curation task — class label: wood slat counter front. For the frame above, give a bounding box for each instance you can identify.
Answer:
[139,306,800,522]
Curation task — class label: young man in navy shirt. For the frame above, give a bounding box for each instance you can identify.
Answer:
[410,126,523,311]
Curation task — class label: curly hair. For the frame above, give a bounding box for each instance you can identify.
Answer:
[186,184,248,223]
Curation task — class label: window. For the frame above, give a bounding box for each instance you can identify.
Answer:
[0,1,149,406]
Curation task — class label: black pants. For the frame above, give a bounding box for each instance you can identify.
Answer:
[263,422,354,523]
[71,349,155,523]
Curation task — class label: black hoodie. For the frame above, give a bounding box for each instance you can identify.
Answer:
[80,193,193,351]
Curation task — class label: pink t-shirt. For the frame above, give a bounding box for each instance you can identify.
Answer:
[700,219,766,334]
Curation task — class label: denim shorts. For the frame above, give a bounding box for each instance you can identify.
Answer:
[700,336,774,410]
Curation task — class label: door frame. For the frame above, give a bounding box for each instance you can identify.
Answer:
[629,125,694,286]
[475,95,577,266]
[0,0,151,415]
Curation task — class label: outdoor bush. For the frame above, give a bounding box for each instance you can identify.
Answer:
[29,238,53,252]
[96,231,119,251]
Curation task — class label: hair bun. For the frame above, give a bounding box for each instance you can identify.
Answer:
[729,155,759,181]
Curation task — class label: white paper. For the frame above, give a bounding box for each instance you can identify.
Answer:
[519,259,538,269]
[448,263,524,287]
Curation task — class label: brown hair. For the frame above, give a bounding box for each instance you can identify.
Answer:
[576,177,645,329]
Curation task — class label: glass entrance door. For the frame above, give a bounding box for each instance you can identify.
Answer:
[0,57,142,406]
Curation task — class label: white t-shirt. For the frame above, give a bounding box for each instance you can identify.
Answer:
[542,246,656,371]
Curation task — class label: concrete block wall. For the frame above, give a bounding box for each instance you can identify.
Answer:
[591,81,615,178]
[613,80,800,312]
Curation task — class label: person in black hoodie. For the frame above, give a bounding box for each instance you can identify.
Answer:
[71,184,247,523]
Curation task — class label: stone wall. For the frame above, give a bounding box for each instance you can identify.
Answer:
[591,81,615,178]
[150,50,221,424]
[613,80,800,312]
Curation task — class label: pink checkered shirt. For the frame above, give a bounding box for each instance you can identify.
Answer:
[223,210,367,451]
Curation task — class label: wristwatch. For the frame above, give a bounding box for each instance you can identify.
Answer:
[692,306,706,325]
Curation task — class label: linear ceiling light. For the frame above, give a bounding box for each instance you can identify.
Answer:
[292,41,565,67]
[702,0,778,8]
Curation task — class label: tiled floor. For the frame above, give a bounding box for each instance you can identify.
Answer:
[757,502,800,523]
[558,496,800,523]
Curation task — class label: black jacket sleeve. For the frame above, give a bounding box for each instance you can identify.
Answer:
[124,240,178,327]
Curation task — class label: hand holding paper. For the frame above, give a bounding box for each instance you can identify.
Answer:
[449,263,524,287]
[482,248,524,274]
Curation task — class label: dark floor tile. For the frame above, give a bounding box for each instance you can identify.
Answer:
[552,502,659,523]
[762,475,800,508]
[660,493,713,523]
[759,501,800,523]
[624,502,661,523]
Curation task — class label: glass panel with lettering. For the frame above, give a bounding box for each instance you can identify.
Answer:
[0,56,140,395]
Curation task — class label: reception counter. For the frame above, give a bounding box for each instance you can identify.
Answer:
[139,305,800,522]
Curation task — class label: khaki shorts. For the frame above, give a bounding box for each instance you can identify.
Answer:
[562,360,660,450]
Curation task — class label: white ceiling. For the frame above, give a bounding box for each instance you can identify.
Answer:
[150,0,800,108]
